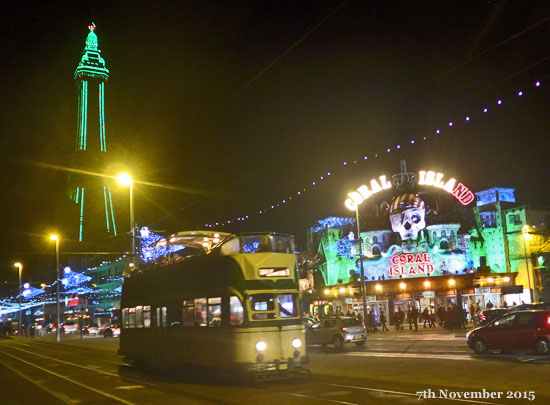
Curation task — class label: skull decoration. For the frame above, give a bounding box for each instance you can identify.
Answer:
[389,194,426,240]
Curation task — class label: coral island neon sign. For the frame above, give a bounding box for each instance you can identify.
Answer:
[345,170,474,210]
[389,253,434,277]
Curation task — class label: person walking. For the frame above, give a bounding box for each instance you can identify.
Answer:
[422,307,430,328]
[380,312,389,332]
[411,306,419,331]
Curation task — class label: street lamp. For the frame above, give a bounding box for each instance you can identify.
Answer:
[13,262,22,336]
[40,283,46,330]
[521,225,534,303]
[117,173,136,269]
[49,234,60,342]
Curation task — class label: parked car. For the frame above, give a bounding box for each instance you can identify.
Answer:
[467,310,550,355]
[62,321,78,334]
[479,308,508,325]
[103,324,120,338]
[306,317,366,349]
[85,324,101,336]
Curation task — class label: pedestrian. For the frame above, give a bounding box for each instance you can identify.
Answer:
[486,301,494,309]
[429,307,436,327]
[380,312,389,332]
[411,306,419,331]
[437,306,444,327]
[422,307,430,328]
[407,307,413,330]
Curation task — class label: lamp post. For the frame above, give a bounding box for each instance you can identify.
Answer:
[521,225,534,303]
[117,173,136,269]
[50,234,60,342]
[14,262,23,336]
[40,283,46,332]
[354,207,369,329]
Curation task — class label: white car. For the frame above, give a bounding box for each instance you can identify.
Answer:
[63,322,78,334]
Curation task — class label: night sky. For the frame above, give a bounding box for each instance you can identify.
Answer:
[1,1,549,285]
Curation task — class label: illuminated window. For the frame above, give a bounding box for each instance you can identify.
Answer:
[122,308,128,328]
[250,294,276,320]
[161,307,167,328]
[135,306,143,328]
[143,306,151,328]
[229,296,244,325]
[128,307,136,328]
[207,297,222,327]
[182,300,194,327]
[277,294,297,318]
[194,298,207,326]
[156,308,160,328]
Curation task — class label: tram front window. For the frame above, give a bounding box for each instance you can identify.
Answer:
[250,293,298,320]
[277,294,298,318]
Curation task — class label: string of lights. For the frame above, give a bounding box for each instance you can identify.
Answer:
[203,80,543,228]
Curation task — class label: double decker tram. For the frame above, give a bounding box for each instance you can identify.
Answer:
[119,231,308,378]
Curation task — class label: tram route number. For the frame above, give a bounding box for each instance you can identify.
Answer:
[416,389,535,401]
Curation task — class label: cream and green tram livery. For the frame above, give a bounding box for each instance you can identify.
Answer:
[119,231,308,376]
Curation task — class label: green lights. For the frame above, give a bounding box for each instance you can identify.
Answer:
[103,186,110,232]
[99,82,106,151]
[79,187,85,242]
[108,187,117,236]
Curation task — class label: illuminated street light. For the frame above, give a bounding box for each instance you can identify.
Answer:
[521,225,534,302]
[49,234,60,342]
[503,277,510,283]
[339,287,346,294]
[323,289,330,295]
[13,262,22,336]
[399,282,406,290]
[118,173,136,269]
[487,277,494,283]
[424,281,430,288]
[375,284,382,292]
[449,279,455,287]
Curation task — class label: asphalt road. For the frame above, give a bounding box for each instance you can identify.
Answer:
[1,327,548,404]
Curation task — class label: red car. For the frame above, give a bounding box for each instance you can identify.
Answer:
[467,310,550,355]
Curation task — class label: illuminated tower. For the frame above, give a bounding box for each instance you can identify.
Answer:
[68,23,117,242]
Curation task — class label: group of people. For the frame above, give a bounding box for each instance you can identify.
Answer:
[308,299,509,332]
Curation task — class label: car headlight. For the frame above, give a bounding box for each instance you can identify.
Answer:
[292,338,302,349]
[255,341,267,352]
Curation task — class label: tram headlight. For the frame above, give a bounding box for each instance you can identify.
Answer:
[255,341,267,352]
[291,338,302,349]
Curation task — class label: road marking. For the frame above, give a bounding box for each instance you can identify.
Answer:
[345,352,478,361]
[324,383,505,405]
[284,391,361,404]
[3,344,231,404]
[0,350,135,404]
[0,355,77,404]
[116,385,144,390]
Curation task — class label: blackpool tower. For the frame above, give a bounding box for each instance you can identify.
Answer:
[68,23,117,242]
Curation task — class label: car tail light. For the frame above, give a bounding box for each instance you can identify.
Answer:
[547,316,550,326]
[481,314,486,321]
[342,326,349,333]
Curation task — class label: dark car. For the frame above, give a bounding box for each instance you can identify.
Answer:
[467,310,550,355]
[479,308,508,325]
[306,317,366,349]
